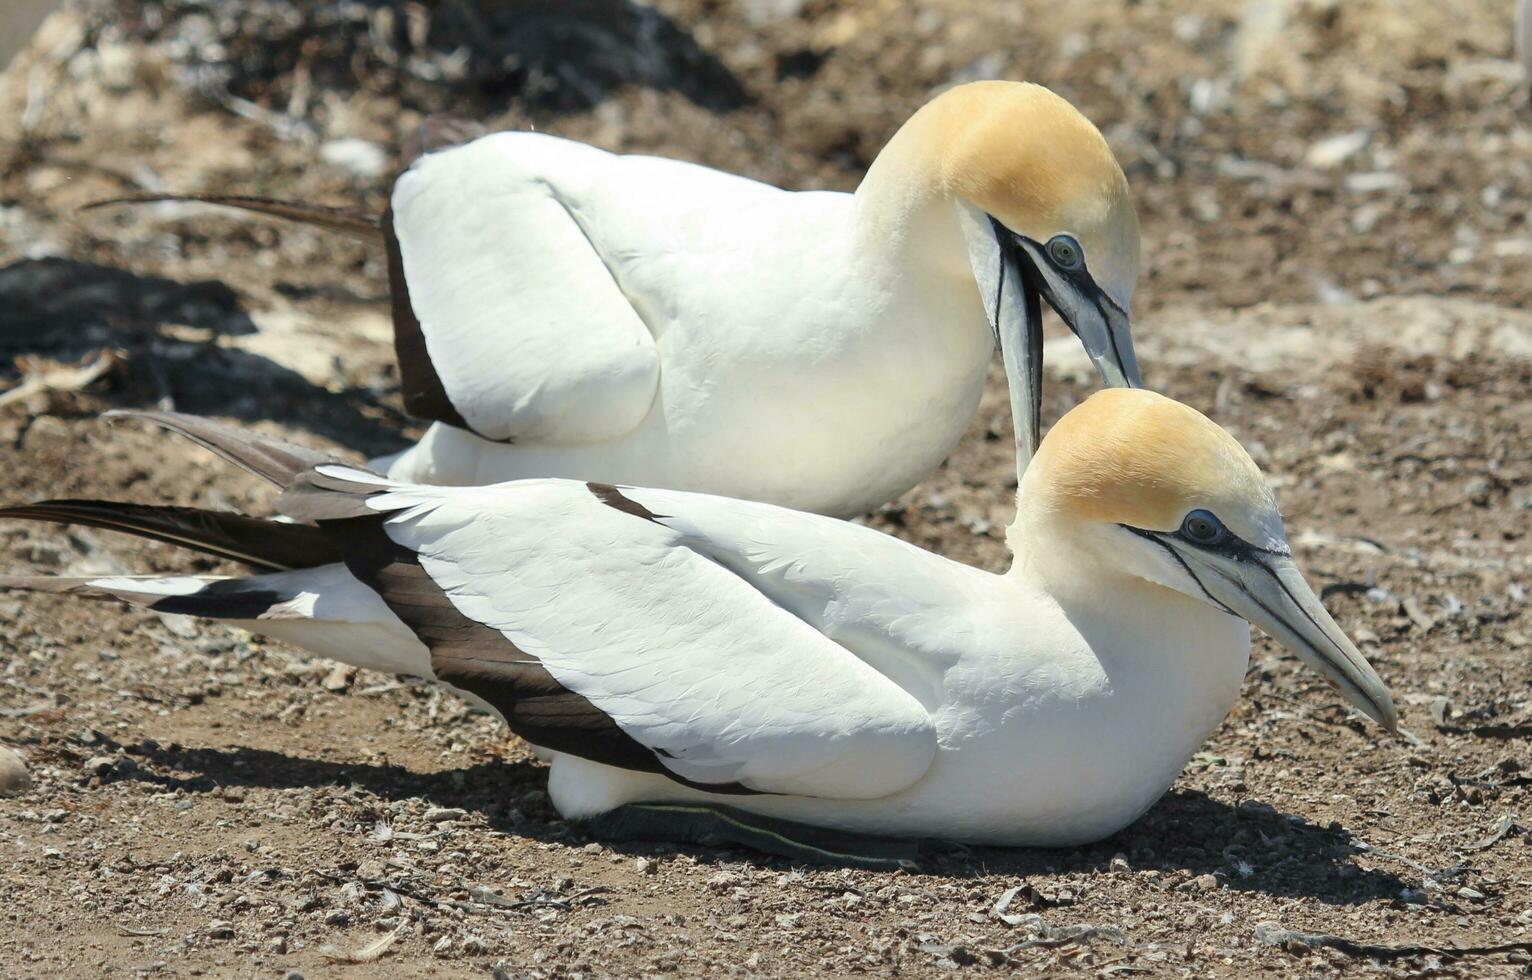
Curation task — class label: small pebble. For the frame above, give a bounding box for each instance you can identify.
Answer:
[0,746,31,796]
[461,935,491,954]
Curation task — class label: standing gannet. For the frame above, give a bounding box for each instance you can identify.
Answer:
[94,81,1141,514]
[0,390,1393,864]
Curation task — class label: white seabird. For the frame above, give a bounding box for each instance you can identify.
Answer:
[96,81,1143,514]
[0,389,1394,864]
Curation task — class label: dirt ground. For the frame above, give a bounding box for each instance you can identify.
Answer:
[0,0,1529,976]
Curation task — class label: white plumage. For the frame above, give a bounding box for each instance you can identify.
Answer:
[370,81,1145,515]
[0,391,1395,852]
[381,131,992,516]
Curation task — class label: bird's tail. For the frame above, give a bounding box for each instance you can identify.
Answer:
[0,500,342,572]
[0,565,425,676]
[0,416,426,675]
[83,194,381,240]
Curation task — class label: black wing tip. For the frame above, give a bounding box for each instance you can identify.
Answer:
[82,193,382,234]
[381,206,475,433]
[587,483,662,524]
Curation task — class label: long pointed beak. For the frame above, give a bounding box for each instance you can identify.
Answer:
[960,209,1045,482]
[1179,548,1398,731]
[1034,277,1143,390]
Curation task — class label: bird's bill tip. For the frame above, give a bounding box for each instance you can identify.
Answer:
[1068,301,1142,391]
[1195,553,1397,733]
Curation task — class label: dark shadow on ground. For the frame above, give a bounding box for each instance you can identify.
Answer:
[117,739,1413,907]
[116,0,750,116]
[0,258,410,457]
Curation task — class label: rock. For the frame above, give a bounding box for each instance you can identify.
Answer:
[322,664,355,692]
[1306,130,1369,169]
[0,745,31,796]
[320,139,387,179]
[94,41,138,92]
[83,755,115,776]
[1344,172,1407,194]
[738,0,806,27]
[1194,873,1219,892]
[461,935,491,954]
[423,806,467,824]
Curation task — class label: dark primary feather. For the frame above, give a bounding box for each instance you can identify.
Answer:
[382,205,473,433]
[82,194,381,238]
[328,516,755,794]
[0,500,343,572]
[0,410,746,792]
[106,410,340,487]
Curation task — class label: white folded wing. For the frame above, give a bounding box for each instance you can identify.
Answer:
[392,135,660,444]
[353,472,944,799]
[393,133,808,448]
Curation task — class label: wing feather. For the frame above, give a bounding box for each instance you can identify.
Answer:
[366,480,939,799]
[389,134,660,444]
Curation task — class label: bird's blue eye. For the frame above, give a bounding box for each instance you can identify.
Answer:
[1046,234,1083,270]
[1180,509,1226,545]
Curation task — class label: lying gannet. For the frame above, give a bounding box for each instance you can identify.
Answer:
[95,81,1142,514]
[0,390,1393,864]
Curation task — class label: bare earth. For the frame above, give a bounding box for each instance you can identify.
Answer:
[0,1,1529,976]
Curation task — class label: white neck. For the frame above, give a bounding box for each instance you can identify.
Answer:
[850,144,975,283]
[1005,513,1252,745]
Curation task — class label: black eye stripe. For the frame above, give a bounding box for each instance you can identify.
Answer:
[1121,525,1240,616]
[1120,520,1290,563]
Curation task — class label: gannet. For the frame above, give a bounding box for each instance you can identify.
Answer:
[0,390,1393,864]
[95,81,1142,514]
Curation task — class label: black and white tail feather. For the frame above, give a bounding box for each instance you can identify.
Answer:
[0,411,419,669]
[0,412,773,794]
[0,412,953,865]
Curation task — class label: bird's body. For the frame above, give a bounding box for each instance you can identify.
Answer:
[0,392,1393,854]
[103,82,1144,515]
[156,481,1244,846]
[381,132,992,515]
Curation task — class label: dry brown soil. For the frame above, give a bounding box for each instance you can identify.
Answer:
[0,0,1529,976]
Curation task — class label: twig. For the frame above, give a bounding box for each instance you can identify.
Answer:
[1255,921,1532,962]
[1463,812,1522,852]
